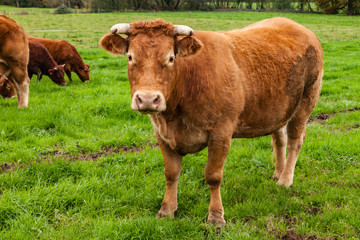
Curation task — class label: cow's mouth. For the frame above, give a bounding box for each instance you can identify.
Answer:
[137,109,161,115]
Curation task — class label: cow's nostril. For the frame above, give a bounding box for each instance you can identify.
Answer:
[153,96,160,105]
[136,95,143,104]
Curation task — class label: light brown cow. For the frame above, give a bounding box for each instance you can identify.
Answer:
[0,15,30,107]
[100,18,323,226]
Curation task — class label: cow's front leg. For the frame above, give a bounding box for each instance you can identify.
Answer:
[65,69,73,82]
[156,136,182,218]
[205,136,231,226]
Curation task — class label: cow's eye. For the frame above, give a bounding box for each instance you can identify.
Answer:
[169,56,174,63]
[128,55,132,61]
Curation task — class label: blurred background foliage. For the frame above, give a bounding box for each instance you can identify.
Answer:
[0,0,359,15]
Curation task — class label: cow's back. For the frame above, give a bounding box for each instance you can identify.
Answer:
[174,17,322,138]
[0,15,29,63]
[28,36,82,64]
[28,36,65,61]
[226,17,323,137]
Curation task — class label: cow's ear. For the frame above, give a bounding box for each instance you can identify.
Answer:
[176,36,203,57]
[48,69,54,76]
[100,33,127,55]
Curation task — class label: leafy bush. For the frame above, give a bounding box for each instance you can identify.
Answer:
[315,0,360,15]
[54,4,72,14]
[274,0,292,10]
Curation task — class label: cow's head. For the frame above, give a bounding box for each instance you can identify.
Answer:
[48,64,66,86]
[75,63,91,83]
[0,75,16,99]
[100,19,203,114]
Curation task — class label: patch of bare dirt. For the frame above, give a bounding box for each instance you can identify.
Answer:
[45,143,158,161]
[308,107,360,124]
[281,228,319,240]
[266,216,334,240]
[302,205,323,215]
[0,163,15,172]
[346,124,360,130]
[284,214,297,226]
[0,143,159,175]
[308,113,334,124]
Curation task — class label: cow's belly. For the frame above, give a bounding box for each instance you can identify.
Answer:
[232,122,287,138]
[151,116,209,156]
[233,103,295,138]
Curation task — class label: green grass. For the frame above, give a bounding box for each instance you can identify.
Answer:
[1,6,360,239]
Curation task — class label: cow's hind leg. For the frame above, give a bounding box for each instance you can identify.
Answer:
[271,126,287,180]
[156,135,182,219]
[277,79,321,188]
[8,62,30,107]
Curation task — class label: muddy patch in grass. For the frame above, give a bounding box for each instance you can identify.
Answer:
[0,163,15,172]
[45,143,159,161]
[345,124,359,130]
[266,216,332,240]
[308,107,360,124]
[302,205,323,215]
[0,143,159,174]
[281,228,319,240]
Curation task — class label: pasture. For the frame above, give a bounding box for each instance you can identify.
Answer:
[1,7,360,239]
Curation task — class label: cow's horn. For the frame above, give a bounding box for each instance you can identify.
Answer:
[111,24,131,34]
[174,25,194,36]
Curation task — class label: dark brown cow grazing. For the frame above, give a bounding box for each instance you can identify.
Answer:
[28,36,90,83]
[28,40,66,86]
[0,15,30,107]
[100,18,323,226]
[0,63,15,99]
[0,70,16,99]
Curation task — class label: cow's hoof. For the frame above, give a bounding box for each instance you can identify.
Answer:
[272,172,280,180]
[276,177,293,188]
[208,216,226,228]
[272,168,284,180]
[156,207,176,219]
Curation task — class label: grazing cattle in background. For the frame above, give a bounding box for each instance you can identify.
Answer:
[100,18,323,226]
[0,15,30,107]
[28,40,66,86]
[28,36,90,83]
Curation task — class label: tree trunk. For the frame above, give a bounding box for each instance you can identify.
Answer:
[348,0,354,15]
[307,0,314,12]
[300,0,304,12]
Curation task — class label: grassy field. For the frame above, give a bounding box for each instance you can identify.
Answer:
[1,6,360,239]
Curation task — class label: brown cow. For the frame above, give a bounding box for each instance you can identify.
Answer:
[100,18,323,226]
[0,62,15,99]
[28,40,66,86]
[28,36,90,83]
[0,72,16,99]
[0,15,30,107]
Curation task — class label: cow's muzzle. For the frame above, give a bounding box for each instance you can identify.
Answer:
[131,91,166,114]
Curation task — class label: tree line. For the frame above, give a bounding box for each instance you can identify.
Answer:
[1,0,359,15]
